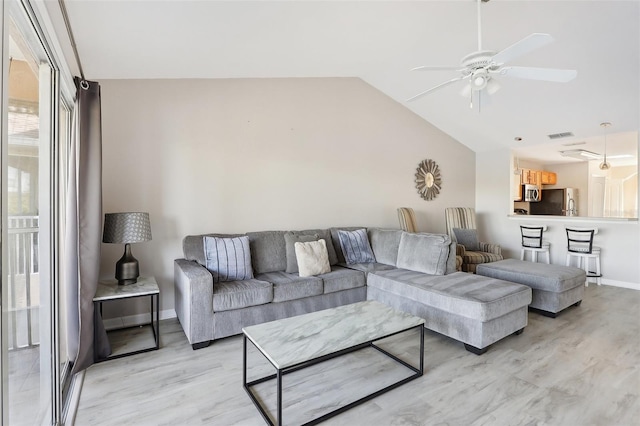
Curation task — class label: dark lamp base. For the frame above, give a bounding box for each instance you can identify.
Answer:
[115,243,140,285]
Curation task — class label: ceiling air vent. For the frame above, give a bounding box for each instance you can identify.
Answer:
[548,131,574,140]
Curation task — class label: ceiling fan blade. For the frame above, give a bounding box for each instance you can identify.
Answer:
[411,65,462,72]
[407,75,467,102]
[491,33,554,65]
[499,66,577,82]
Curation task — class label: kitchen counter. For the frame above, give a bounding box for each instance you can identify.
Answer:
[508,214,638,223]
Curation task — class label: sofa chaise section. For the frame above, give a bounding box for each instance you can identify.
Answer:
[367,269,531,354]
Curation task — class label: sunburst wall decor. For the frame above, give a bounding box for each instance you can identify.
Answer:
[415,159,442,201]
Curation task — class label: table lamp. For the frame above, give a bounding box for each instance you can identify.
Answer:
[102,212,152,285]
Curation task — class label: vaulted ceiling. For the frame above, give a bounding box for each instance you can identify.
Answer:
[50,0,639,154]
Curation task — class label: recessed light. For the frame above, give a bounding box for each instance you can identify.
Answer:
[514,137,522,142]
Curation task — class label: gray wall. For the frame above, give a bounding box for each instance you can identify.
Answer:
[98,77,476,318]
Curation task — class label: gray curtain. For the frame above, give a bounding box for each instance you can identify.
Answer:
[65,77,110,375]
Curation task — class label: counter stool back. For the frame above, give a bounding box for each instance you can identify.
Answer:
[565,228,601,286]
[520,225,550,264]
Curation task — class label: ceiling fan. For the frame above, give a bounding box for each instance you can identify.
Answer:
[407,0,577,108]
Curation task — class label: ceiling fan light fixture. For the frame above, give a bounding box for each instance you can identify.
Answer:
[486,78,500,95]
[471,70,488,90]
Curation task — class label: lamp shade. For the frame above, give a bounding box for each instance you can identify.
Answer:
[102,212,152,244]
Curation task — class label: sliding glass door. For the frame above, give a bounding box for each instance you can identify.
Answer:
[2,1,73,424]
[6,14,53,426]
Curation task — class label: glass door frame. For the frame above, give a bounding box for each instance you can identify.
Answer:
[1,0,75,424]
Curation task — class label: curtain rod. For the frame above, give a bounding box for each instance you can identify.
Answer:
[58,0,85,82]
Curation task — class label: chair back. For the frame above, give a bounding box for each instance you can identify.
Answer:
[444,207,477,240]
[566,228,595,254]
[520,226,544,249]
[397,208,417,233]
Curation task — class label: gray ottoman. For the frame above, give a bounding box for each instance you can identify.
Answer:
[476,259,586,318]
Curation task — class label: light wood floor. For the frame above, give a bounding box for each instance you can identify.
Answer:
[75,285,640,426]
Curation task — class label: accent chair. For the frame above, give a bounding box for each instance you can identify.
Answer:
[397,207,418,233]
[444,207,503,273]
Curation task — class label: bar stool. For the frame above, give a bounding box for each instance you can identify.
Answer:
[565,227,601,286]
[520,225,550,264]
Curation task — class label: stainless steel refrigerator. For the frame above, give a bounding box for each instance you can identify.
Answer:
[530,188,578,216]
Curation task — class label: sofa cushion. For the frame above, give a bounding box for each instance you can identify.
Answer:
[295,239,331,277]
[284,232,318,273]
[367,269,531,322]
[319,266,366,293]
[204,236,254,283]
[341,262,397,276]
[396,233,451,276]
[368,228,402,266]
[183,232,243,266]
[338,229,376,264]
[213,279,273,312]
[255,271,323,303]
[247,231,287,274]
[476,259,586,293]
[292,229,339,265]
[453,228,479,251]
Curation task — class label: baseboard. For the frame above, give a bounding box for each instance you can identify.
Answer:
[102,309,177,330]
[600,279,640,291]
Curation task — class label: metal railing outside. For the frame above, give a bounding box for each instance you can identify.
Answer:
[7,215,40,350]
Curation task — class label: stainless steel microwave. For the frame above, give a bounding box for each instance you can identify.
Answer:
[523,184,541,202]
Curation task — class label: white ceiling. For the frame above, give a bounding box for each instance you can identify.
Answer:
[52,0,640,154]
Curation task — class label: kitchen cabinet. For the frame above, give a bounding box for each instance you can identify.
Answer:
[541,171,557,185]
[521,169,540,185]
[513,173,522,201]
[521,169,556,186]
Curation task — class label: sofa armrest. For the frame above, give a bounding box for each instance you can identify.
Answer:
[456,244,466,257]
[479,242,502,256]
[174,259,215,346]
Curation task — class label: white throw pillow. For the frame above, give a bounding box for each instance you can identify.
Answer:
[295,239,331,277]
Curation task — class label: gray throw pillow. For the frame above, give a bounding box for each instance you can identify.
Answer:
[337,229,376,264]
[452,228,479,251]
[396,232,451,276]
[203,236,254,283]
[284,232,319,273]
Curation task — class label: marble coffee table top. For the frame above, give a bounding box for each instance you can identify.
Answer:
[242,300,424,369]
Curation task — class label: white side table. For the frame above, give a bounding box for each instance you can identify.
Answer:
[94,276,160,362]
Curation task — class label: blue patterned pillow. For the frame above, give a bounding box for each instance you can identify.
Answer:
[337,229,376,264]
[203,236,254,283]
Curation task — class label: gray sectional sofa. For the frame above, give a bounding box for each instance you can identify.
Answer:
[174,227,532,354]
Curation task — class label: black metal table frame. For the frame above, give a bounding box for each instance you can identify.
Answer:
[243,323,424,426]
[94,292,160,362]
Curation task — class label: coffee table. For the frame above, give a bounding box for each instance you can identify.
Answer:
[242,300,425,425]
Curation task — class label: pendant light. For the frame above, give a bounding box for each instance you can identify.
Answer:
[599,122,611,170]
